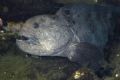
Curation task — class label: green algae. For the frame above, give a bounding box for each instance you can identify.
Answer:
[0,55,32,80]
[0,53,78,80]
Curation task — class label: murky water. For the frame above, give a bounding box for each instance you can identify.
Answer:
[0,0,120,80]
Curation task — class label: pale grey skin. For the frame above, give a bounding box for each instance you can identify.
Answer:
[17,15,73,57]
[16,4,114,70]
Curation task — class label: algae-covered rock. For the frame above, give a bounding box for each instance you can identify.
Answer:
[0,40,9,55]
[0,55,32,80]
[0,54,79,80]
[7,21,24,32]
[30,57,79,80]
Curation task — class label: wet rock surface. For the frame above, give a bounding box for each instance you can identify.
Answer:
[0,0,63,21]
[52,0,98,4]
[0,53,80,80]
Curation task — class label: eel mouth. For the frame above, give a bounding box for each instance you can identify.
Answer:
[17,34,39,45]
[17,35,29,41]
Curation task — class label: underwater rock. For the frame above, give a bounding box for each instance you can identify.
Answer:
[7,21,23,32]
[104,0,120,6]
[0,55,32,80]
[0,18,3,29]
[68,68,101,80]
[104,40,120,80]
[0,0,62,21]
[16,4,115,71]
[52,0,99,4]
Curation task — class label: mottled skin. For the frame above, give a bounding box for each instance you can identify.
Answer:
[16,4,116,70]
[17,15,73,56]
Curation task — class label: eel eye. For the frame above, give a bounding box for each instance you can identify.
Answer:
[33,22,39,28]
